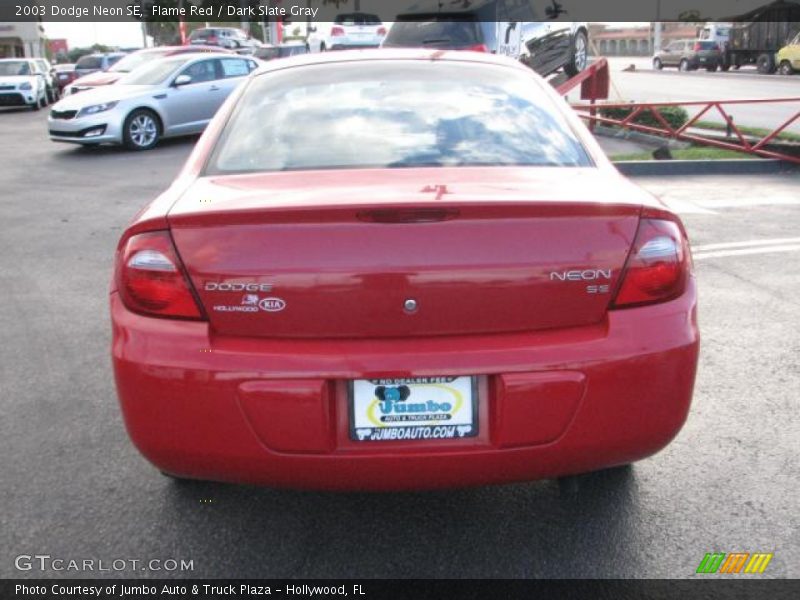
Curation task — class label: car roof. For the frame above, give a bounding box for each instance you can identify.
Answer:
[251,48,531,78]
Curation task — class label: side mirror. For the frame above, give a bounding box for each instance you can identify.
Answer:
[173,74,192,87]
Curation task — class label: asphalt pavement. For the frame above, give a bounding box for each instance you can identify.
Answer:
[1,107,798,579]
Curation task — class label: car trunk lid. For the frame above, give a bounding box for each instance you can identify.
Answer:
[169,167,650,339]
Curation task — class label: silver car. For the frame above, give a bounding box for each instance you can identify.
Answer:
[48,53,259,150]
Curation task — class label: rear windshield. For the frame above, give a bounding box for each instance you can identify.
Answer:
[206,61,590,174]
[335,13,381,25]
[191,29,217,39]
[383,20,481,48]
[76,55,103,70]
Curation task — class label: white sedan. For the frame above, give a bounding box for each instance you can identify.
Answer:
[48,53,259,150]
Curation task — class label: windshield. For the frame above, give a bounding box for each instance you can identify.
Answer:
[384,20,481,48]
[0,61,31,76]
[335,13,381,25]
[76,55,103,70]
[110,50,170,73]
[207,61,590,174]
[117,57,187,85]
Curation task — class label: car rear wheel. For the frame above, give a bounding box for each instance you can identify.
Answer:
[653,57,663,70]
[706,64,718,72]
[123,109,161,151]
[679,59,690,71]
[779,60,795,75]
[563,30,588,77]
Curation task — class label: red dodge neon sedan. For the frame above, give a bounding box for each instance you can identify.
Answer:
[111,50,699,490]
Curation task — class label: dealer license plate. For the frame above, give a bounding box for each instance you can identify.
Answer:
[349,376,477,442]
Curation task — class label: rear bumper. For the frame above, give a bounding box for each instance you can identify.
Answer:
[111,280,699,490]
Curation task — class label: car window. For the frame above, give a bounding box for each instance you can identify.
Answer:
[118,57,187,85]
[207,61,591,174]
[384,20,481,48]
[181,59,219,83]
[76,55,103,70]
[220,58,249,78]
[335,13,381,25]
[108,55,125,66]
[0,60,31,75]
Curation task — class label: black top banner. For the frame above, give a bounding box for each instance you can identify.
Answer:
[2,0,800,23]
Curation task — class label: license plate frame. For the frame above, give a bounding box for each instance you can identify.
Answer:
[348,376,479,442]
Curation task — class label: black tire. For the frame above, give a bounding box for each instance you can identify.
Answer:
[122,108,161,151]
[706,63,718,72]
[319,42,326,52]
[563,30,588,77]
[679,59,690,72]
[653,58,663,70]
[720,63,731,71]
[757,53,776,74]
[779,60,795,75]
[30,100,39,111]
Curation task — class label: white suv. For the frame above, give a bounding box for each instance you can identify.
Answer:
[0,58,48,110]
[307,13,387,52]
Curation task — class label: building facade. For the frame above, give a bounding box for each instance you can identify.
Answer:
[0,21,47,58]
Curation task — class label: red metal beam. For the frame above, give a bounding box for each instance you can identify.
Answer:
[570,97,800,165]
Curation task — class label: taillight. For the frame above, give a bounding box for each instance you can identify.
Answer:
[377,26,387,36]
[464,43,490,52]
[208,36,218,45]
[115,231,204,320]
[331,26,345,37]
[612,218,691,308]
[693,42,702,51]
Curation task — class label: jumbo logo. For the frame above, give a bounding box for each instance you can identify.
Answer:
[258,297,286,312]
[367,383,464,426]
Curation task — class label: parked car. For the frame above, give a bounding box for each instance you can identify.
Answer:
[0,58,48,110]
[382,1,588,77]
[65,45,224,95]
[110,49,698,490]
[777,31,800,75]
[307,13,387,52]
[188,27,260,53]
[48,53,258,150]
[253,42,309,61]
[53,63,77,93]
[33,58,59,103]
[653,39,723,71]
[73,52,127,78]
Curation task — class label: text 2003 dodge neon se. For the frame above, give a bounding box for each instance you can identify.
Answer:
[111,50,699,490]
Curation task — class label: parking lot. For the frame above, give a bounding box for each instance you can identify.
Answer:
[1,105,798,579]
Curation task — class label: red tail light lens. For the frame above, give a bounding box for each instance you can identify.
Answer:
[331,26,345,37]
[464,43,490,52]
[377,26,387,36]
[116,231,204,320]
[612,218,691,308]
